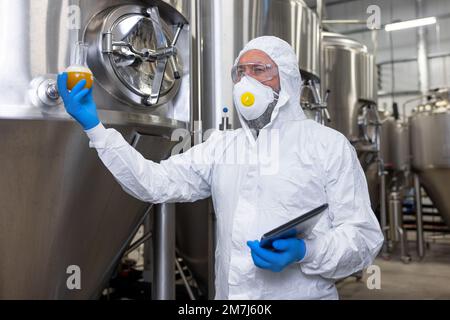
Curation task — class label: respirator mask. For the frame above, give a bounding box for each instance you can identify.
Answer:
[232,62,279,121]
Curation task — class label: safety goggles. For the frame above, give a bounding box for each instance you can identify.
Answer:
[231,62,278,84]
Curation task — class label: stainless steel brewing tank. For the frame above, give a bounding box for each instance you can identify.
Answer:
[226,0,320,80]
[321,32,377,141]
[321,32,379,210]
[193,0,320,130]
[381,119,410,172]
[176,0,321,298]
[0,0,190,299]
[410,106,450,227]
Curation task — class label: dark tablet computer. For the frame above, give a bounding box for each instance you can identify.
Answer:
[260,204,329,249]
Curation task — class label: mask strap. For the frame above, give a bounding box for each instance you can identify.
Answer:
[273,91,280,101]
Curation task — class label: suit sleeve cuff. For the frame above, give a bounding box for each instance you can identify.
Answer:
[299,238,321,264]
[85,123,109,148]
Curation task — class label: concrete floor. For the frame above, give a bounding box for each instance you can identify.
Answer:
[127,229,450,299]
[337,235,450,299]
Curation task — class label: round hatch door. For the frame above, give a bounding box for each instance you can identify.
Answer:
[85,5,184,107]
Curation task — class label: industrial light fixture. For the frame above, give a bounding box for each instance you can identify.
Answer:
[385,17,437,32]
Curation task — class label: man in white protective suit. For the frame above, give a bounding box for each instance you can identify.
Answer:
[57,36,384,300]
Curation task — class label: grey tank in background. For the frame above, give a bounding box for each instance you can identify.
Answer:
[410,92,450,227]
[320,32,380,209]
[321,32,377,141]
[177,0,321,298]
[190,0,320,131]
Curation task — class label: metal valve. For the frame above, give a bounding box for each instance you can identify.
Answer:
[359,103,382,146]
[46,81,60,101]
[301,80,331,125]
[29,76,62,108]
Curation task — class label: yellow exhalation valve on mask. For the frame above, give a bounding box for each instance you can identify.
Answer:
[233,76,275,121]
[241,92,256,107]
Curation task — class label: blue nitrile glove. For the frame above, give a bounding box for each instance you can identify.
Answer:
[247,238,306,273]
[57,72,100,130]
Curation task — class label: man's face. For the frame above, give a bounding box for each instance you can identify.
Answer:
[237,49,281,93]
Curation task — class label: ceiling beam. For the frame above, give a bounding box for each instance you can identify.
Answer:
[309,0,363,10]
[341,12,450,35]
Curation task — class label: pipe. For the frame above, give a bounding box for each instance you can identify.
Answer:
[152,203,176,300]
[414,174,425,259]
[434,23,448,87]
[143,210,153,284]
[378,90,421,98]
[378,52,450,66]
[311,0,361,9]
[190,0,201,135]
[379,165,389,257]
[322,19,367,24]
[389,191,411,262]
[388,192,397,241]
[207,200,216,299]
[175,258,196,300]
[416,0,430,103]
[316,0,324,24]
[125,232,153,256]
[402,95,424,122]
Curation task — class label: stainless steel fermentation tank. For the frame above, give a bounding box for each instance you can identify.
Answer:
[381,118,410,173]
[0,0,366,299]
[379,115,412,261]
[410,95,450,227]
[320,32,380,208]
[176,0,321,298]
[320,32,408,258]
[0,0,190,299]
[321,32,377,142]
[190,0,320,131]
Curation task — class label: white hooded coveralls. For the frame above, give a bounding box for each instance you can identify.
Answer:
[85,37,384,300]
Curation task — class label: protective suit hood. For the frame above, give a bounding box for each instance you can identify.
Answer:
[234,36,307,132]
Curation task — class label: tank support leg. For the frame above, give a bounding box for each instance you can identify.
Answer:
[380,170,390,258]
[414,174,425,259]
[153,203,176,300]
